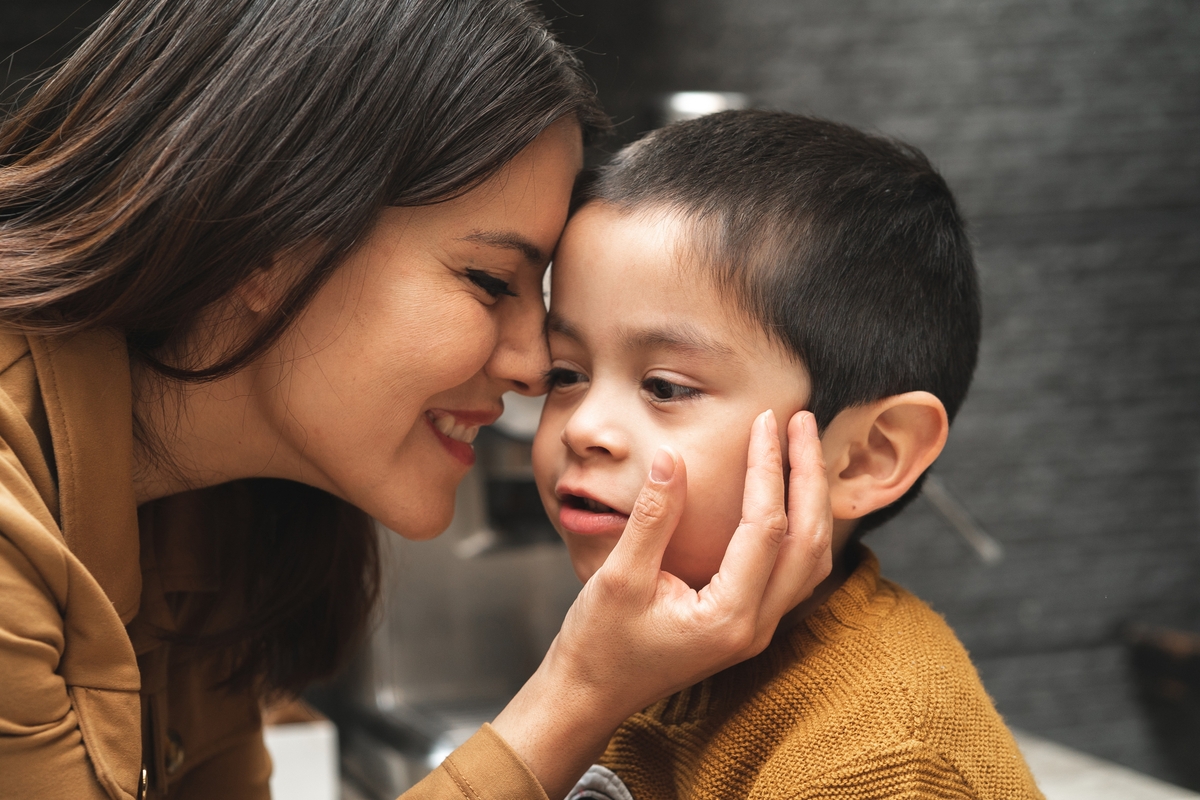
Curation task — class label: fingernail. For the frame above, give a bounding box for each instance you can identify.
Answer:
[650,447,675,483]
[803,411,819,439]
[763,409,778,437]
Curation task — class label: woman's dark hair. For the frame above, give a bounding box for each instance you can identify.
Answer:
[579,111,979,535]
[0,0,607,695]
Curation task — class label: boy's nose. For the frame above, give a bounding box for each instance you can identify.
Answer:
[560,391,629,460]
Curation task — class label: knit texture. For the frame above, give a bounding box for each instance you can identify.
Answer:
[599,547,1043,800]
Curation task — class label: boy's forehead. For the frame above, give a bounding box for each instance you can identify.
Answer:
[551,203,784,359]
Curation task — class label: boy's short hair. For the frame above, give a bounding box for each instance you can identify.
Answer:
[576,110,980,532]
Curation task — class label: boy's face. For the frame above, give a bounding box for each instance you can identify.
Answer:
[533,203,810,589]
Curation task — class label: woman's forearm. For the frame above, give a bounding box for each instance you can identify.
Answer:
[491,652,628,799]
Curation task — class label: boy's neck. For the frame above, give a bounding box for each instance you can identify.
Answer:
[777,543,858,634]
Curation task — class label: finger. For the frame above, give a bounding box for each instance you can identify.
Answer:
[759,411,833,621]
[602,446,688,590]
[708,410,789,605]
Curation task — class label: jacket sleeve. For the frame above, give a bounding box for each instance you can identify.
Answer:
[399,724,550,800]
[0,527,112,800]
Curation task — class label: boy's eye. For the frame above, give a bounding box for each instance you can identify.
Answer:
[642,377,701,402]
[465,268,517,299]
[546,367,586,389]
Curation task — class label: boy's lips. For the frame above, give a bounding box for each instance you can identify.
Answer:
[555,485,630,536]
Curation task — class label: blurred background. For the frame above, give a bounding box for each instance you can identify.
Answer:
[4,0,1198,796]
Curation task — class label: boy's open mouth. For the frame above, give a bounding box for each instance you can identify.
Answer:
[557,490,630,536]
[563,494,618,514]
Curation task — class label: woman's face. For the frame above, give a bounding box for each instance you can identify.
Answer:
[249,119,582,538]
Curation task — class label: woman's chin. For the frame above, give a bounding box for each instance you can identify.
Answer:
[376,503,456,541]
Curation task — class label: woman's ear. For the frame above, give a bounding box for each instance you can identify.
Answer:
[820,391,949,521]
[234,265,286,315]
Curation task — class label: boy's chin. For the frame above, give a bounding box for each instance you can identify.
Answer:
[565,541,613,585]
[566,536,721,589]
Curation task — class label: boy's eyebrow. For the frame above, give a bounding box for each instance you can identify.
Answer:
[620,324,737,360]
[546,315,736,360]
[457,230,545,265]
[546,313,579,339]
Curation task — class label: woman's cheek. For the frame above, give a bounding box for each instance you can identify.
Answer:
[440,306,501,381]
[391,307,498,398]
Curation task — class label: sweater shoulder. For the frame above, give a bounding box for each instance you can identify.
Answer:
[759,562,1041,799]
[603,547,1042,800]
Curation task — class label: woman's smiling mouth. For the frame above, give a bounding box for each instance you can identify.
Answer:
[426,409,498,466]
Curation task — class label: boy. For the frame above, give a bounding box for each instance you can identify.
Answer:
[531,111,1042,799]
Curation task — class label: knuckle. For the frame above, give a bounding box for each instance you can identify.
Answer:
[748,630,773,658]
[730,619,758,654]
[763,510,790,543]
[816,548,834,580]
[632,485,668,522]
[809,443,828,470]
[592,565,637,600]
[747,459,777,479]
[809,522,834,558]
[795,436,825,471]
[745,507,789,544]
[713,612,758,655]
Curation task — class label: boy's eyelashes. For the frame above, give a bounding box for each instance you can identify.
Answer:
[545,366,586,389]
[642,376,702,403]
[545,365,703,405]
[465,268,517,298]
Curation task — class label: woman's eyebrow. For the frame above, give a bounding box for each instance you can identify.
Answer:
[620,324,736,360]
[457,230,545,265]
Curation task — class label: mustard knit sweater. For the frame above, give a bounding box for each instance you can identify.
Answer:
[599,547,1043,799]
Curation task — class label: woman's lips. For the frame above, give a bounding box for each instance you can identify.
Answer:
[425,409,497,467]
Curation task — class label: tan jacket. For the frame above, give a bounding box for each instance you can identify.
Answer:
[0,330,547,800]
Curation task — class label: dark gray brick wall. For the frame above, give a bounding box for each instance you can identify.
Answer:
[542,0,1200,784]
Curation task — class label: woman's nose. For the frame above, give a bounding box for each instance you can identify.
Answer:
[560,386,629,460]
[486,291,549,395]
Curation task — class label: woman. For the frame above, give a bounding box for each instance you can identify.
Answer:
[0,1,832,799]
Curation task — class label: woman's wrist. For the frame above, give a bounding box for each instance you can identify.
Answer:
[490,641,630,799]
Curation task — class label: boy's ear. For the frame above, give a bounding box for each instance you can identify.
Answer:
[821,392,949,521]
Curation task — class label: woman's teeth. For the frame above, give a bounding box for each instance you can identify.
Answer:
[428,411,480,444]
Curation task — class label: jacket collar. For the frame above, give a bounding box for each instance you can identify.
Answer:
[29,330,142,623]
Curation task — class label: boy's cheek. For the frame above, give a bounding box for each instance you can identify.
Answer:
[662,449,752,585]
[531,418,563,494]
[664,511,741,588]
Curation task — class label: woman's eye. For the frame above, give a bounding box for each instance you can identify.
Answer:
[465,268,517,298]
[545,367,587,389]
[642,377,701,402]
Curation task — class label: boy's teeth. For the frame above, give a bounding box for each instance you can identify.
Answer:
[429,411,480,444]
[581,497,615,513]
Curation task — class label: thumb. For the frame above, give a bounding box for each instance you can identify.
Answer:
[601,447,688,587]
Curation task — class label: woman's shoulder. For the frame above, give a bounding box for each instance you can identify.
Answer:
[0,330,143,799]
[0,331,60,543]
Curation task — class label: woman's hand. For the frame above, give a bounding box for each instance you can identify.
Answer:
[491,409,832,797]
